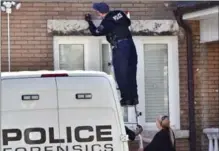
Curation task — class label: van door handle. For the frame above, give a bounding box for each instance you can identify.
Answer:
[22,94,39,101]
[75,93,92,100]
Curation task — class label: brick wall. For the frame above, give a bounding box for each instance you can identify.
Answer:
[191,21,219,151]
[1,1,218,151]
[1,1,174,71]
[179,20,219,151]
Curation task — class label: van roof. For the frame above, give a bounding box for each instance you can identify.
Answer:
[1,70,109,79]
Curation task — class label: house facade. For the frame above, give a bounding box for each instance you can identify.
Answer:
[1,1,218,151]
[177,2,219,151]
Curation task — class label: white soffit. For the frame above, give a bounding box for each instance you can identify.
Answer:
[183,6,219,20]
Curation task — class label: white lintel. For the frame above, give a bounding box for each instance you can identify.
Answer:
[47,19,179,35]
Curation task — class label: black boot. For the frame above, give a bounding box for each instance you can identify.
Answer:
[125,126,136,141]
[125,125,143,141]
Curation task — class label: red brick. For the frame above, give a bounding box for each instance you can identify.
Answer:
[121,4,133,7]
[133,4,146,7]
[33,3,46,7]
[72,3,84,7]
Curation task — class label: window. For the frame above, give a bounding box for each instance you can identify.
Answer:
[59,44,84,70]
[144,44,169,122]
[54,36,102,71]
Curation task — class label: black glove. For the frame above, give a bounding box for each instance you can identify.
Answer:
[85,14,92,22]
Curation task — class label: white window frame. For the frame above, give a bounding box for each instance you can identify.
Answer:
[53,36,102,71]
[133,36,180,130]
[53,36,180,130]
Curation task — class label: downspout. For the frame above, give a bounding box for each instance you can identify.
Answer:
[173,9,196,151]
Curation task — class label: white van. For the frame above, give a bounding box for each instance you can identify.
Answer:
[1,70,129,151]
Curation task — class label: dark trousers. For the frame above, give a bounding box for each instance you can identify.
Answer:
[112,38,138,103]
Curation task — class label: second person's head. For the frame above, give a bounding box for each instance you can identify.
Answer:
[156,115,170,130]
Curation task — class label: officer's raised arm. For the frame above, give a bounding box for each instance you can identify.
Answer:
[85,14,113,36]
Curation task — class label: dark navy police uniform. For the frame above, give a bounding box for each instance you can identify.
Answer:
[86,8,138,106]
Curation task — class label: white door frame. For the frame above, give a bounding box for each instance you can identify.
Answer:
[133,36,180,130]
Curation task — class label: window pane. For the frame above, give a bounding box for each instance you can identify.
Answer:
[59,44,84,70]
[102,44,112,75]
[144,44,169,122]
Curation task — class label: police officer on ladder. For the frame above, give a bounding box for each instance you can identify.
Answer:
[85,2,138,107]
[84,2,142,141]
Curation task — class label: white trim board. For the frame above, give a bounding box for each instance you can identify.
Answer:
[183,6,219,20]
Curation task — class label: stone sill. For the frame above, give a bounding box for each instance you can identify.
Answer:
[137,130,189,143]
[47,19,179,36]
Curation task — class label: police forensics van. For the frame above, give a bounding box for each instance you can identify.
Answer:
[0,70,129,151]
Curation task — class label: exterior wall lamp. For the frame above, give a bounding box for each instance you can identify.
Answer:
[1,1,21,72]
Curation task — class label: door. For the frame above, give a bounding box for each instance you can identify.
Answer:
[135,36,180,129]
[56,76,129,151]
[1,77,60,149]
